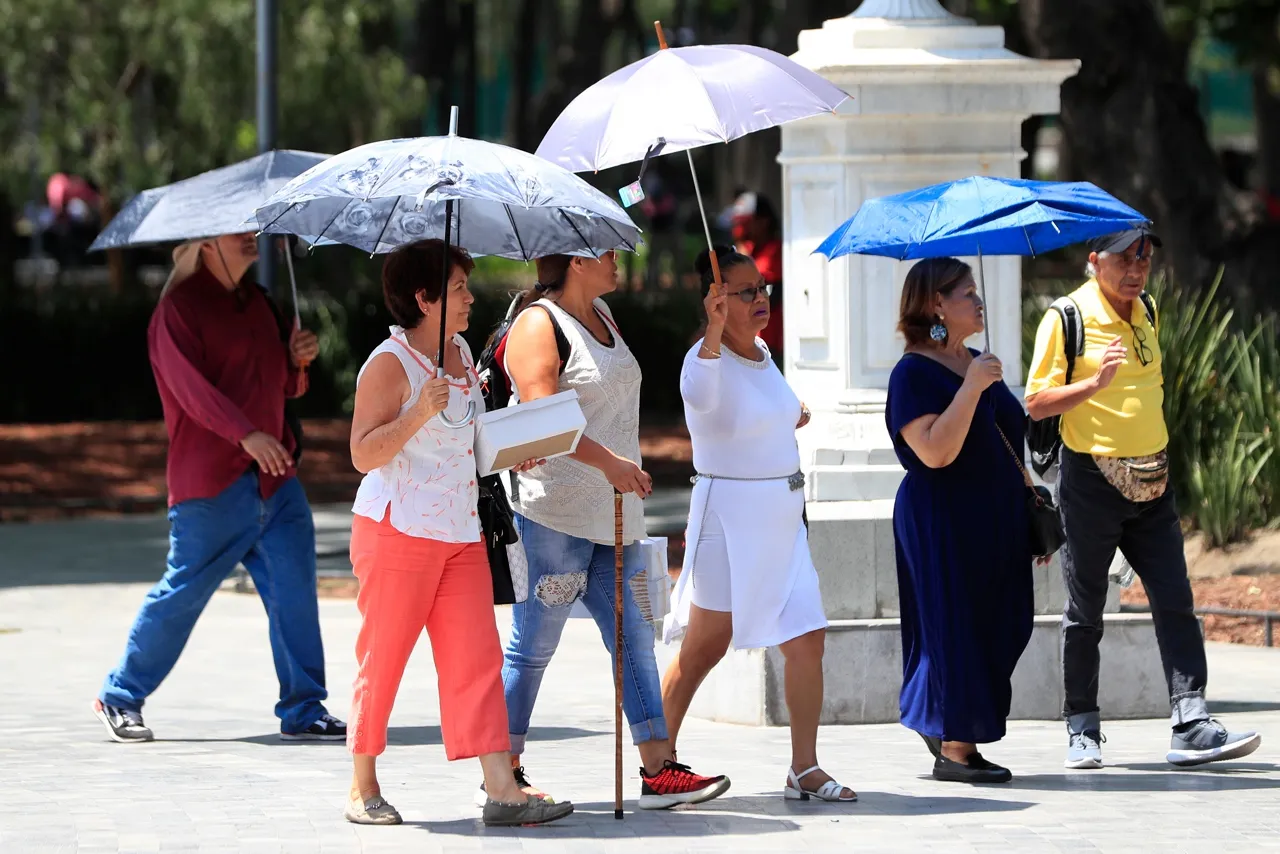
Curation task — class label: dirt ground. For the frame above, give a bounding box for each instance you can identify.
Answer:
[6,420,1277,646]
[0,419,694,522]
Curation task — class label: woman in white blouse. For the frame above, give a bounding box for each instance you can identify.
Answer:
[660,246,855,803]
[343,240,572,828]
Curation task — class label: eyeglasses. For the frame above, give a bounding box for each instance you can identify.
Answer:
[1131,323,1154,367]
[727,284,772,303]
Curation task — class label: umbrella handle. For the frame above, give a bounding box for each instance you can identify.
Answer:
[282,237,309,374]
[435,367,477,429]
[685,149,724,298]
[614,489,624,820]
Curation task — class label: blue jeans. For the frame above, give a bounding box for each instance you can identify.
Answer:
[501,514,667,754]
[100,472,329,733]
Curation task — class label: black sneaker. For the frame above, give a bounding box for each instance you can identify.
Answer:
[280,713,347,741]
[93,699,154,743]
[1167,719,1261,767]
[474,765,552,808]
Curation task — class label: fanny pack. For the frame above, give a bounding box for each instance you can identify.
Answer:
[1093,451,1169,503]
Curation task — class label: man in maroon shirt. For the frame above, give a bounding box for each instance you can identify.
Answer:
[93,233,346,743]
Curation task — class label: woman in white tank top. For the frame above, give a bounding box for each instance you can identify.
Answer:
[493,251,730,811]
[342,240,571,828]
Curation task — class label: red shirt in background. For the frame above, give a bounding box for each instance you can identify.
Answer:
[148,266,305,506]
[739,237,784,356]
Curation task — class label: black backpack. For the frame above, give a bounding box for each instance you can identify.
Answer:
[1027,291,1157,477]
[475,293,571,413]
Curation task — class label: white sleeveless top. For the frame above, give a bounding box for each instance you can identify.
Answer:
[505,299,645,546]
[352,327,485,543]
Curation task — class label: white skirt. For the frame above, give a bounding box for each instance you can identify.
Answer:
[662,477,827,650]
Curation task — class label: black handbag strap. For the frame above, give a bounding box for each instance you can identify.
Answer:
[995,424,1036,491]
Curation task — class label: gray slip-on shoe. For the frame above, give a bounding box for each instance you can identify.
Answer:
[482,796,574,827]
[1168,720,1262,767]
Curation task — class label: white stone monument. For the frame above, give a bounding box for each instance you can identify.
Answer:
[656,0,1170,726]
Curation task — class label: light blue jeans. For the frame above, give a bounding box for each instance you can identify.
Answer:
[501,513,668,754]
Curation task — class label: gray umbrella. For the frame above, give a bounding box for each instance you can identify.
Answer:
[88,150,331,252]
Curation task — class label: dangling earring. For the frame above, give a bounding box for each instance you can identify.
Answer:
[929,316,948,343]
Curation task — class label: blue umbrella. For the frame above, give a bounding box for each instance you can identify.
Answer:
[813,176,1151,349]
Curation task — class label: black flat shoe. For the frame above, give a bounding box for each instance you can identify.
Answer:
[932,753,1012,784]
[919,733,942,760]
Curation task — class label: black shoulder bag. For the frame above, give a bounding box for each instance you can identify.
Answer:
[997,424,1066,559]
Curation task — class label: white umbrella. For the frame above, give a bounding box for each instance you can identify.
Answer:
[536,24,849,289]
[255,108,642,427]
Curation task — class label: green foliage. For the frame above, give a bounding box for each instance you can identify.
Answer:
[0,0,426,205]
[1186,413,1274,547]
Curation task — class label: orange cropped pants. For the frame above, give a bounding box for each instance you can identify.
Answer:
[347,512,510,759]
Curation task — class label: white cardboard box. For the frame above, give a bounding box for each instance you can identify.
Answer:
[475,390,587,477]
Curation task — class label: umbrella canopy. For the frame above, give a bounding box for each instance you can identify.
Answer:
[814,176,1151,262]
[254,135,642,258]
[89,150,330,251]
[535,43,849,172]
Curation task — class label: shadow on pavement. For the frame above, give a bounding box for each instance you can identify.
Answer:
[161,724,604,747]
[724,792,1034,816]
[1012,768,1280,792]
[406,803,801,838]
[1210,700,1280,714]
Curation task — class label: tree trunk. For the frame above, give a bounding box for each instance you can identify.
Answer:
[1253,63,1280,201]
[459,0,479,137]
[1020,0,1280,314]
[508,0,541,150]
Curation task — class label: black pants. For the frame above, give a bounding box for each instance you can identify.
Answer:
[1058,448,1209,725]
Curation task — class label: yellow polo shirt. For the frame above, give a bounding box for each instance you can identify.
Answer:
[1025,279,1168,457]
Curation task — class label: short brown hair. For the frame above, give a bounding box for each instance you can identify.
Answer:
[897,257,972,347]
[381,239,476,328]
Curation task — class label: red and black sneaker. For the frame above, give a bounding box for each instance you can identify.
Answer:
[638,759,731,810]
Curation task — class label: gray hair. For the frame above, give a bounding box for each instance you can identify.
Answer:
[1085,251,1112,280]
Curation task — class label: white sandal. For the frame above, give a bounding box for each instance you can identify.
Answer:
[784,766,857,802]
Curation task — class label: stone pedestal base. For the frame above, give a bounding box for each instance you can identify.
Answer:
[653,613,1171,726]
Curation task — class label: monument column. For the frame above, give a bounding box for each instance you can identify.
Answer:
[782,0,1081,493]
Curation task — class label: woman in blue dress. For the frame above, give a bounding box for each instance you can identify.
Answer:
[885,257,1035,784]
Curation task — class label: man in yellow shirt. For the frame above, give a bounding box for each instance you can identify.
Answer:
[1026,229,1260,770]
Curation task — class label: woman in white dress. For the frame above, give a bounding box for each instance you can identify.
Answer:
[660,246,855,803]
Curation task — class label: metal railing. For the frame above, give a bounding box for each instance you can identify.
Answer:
[1121,603,1279,648]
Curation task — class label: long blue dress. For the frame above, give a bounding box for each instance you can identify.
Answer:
[886,351,1034,745]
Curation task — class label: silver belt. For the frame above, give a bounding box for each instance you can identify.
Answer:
[691,471,806,492]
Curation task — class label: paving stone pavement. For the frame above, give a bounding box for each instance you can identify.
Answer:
[3,516,1280,853]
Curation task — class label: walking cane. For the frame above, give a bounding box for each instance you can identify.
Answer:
[614,489,625,820]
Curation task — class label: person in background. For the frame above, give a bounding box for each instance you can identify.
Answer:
[722,190,783,365]
[660,246,854,803]
[94,233,345,744]
[886,257,1034,784]
[1026,229,1262,770]
[343,240,571,827]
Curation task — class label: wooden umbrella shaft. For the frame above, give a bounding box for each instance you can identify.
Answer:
[614,489,624,819]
